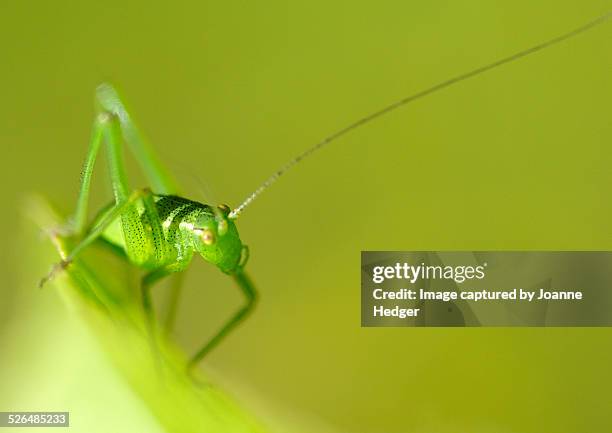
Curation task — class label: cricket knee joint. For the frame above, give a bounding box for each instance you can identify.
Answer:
[96,111,114,125]
[96,83,128,121]
[246,287,258,307]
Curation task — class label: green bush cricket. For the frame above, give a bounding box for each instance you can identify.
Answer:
[40,12,610,371]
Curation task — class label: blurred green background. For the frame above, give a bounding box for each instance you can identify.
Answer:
[1,1,611,432]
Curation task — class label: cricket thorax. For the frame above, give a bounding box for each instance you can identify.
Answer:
[154,195,245,274]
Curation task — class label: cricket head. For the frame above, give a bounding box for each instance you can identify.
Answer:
[192,204,247,274]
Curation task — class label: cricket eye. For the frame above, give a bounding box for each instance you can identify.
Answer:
[218,204,231,215]
[200,228,215,245]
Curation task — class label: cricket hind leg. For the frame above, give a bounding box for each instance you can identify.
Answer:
[44,85,192,361]
[42,113,168,284]
[69,83,178,236]
[95,83,178,195]
[96,84,189,327]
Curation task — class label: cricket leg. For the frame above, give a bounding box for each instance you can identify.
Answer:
[142,267,175,321]
[95,83,179,195]
[164,270,186,332]
[141,260,190,358]
[102,111,169,270]
[42,111,161,285]
[141,266,180,378]
[104,116,180,327]
[97,84,189,326]
[66,116,106,235]
[71,81,178,234]
[39,188,151,287]
[187,268,258,370]
[68,104,143,234]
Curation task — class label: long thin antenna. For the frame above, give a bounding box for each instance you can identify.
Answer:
[229,11,611,219]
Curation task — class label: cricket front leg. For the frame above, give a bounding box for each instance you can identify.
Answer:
[140,250,192,324]
[142,267,174,322]
[139,264,189,374]
[164,271,186,332]
[140,265,184,377]
[187,269,258,370]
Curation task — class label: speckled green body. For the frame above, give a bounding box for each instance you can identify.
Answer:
[114,195,245,274]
